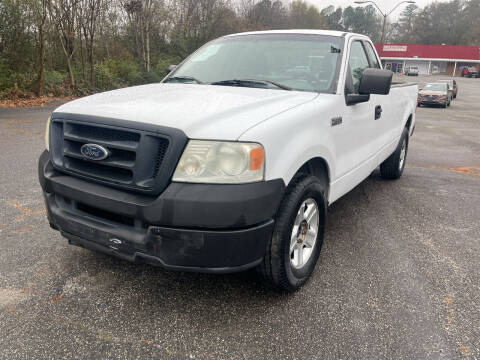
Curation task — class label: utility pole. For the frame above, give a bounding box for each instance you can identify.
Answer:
[354,0,416,44]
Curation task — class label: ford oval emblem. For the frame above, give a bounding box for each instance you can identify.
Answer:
[80,143,110,161]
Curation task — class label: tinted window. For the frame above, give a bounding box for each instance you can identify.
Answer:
[364,42,381,69]
[348,41,370,93]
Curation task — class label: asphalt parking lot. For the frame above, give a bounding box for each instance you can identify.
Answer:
[1,75,479,359]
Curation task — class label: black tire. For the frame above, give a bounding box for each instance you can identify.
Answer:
[256,175,327,292]
[380,127,409,180]
[442,99,448,108]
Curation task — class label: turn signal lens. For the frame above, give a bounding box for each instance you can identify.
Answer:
[249,146,264,170]
[45,116,51,151]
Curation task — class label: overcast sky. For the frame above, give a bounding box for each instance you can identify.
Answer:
[304,0,434,17]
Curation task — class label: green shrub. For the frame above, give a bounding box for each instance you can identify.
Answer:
[94,58,143,90]
[0,53,184,99]
[0,59,33,94]
[154,54,182,78]
[44,70,65,86]
[42,70,68,96]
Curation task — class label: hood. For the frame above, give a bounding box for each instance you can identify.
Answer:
[54,83,318,140]
[419,90,446,96]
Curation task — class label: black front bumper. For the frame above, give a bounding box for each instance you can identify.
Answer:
[39,151,285,273]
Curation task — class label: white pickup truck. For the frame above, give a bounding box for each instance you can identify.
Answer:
[39,30,418,292]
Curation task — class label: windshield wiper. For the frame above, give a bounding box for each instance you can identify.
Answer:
[164,76,203,84]
[210,79,292,91]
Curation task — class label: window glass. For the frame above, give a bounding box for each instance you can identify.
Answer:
[168,34,343,93]
[364,42,380,69]
[348,41,370,93]
[423,83,447,91]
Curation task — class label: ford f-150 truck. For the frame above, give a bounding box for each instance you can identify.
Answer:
[39,30,418,292]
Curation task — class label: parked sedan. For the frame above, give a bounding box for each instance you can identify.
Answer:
[439,79,458,99]
[418,83,451,108]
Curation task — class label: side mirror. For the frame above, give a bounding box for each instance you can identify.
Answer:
[359,68,393,95]
[346,94,370,106]
[167,64,177,73]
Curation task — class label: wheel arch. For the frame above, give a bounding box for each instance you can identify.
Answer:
[404,113,415,136]
[289,157,330,200]
[405,114,413,131]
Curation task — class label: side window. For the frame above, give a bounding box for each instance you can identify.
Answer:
[364,42,381,69]
[348,41,370,93]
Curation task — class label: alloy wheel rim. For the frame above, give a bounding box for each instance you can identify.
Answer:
[290,198,319,269]
[399,139,407,170]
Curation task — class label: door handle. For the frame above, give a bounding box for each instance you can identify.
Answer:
[375,105,382,120]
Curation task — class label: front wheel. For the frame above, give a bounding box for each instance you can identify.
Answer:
[380,127,409,180]
[257,175,327,292]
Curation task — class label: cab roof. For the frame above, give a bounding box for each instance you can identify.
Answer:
[225,29,368,39]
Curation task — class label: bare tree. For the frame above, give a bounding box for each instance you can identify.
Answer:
[47,0,80,87]
[124,0,158,72]
[78,0,104,87]
[31,0,49,96]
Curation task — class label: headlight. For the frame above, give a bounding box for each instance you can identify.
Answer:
[45,116,51,151]
[172,140,264,184]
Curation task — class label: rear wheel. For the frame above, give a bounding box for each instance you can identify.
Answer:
[257,175,327,292]
[380,127,409,180]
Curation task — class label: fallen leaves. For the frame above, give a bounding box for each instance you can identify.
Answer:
[4,200,46,234]
[409,164,480,178]
[458,345,470,355]
[0,96,76,108]
[8,200,45,215]
[9,225,34,235]
[448,167,480,175]
[51,293,63,303]
[7,306,16,315]
[443,296,454,303]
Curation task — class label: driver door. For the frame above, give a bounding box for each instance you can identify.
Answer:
[334,40,378,184]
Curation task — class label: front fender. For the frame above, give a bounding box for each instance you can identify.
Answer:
[238,95,338,187]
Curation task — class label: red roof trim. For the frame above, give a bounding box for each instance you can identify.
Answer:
[374,43,480,61]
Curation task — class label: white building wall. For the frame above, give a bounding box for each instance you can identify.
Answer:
[404,60,430,74]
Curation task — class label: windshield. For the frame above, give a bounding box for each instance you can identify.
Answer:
[164,34,343,93]
[424,83,447,91]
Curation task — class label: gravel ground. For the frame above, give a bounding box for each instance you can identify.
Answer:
[0,76,479,359]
